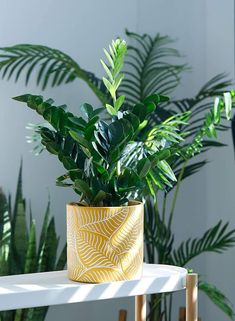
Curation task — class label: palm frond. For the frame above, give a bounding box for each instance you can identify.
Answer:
[174,160,208,182]
[197,73,232,97]
[119,30,186,104]
[0,44,108,104]
[149,74,232,139]
[199,281,235,320]
[171,221,235,266]
[167,138,227,188]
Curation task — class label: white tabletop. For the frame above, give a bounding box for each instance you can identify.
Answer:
[0,264,187,311]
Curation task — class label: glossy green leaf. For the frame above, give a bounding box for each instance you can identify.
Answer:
[75,179,93,200]
[137,158,152,178]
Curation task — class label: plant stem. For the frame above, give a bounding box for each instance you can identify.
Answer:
[164,294,168,321]
[168,161,187,228]
[168,294,173,321]
[162,192,167,223]
[149,294,162,321]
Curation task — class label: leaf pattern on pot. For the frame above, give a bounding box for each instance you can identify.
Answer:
[76,230,120,268]
[79,267,125,283]
[120,249,143,280]
[111,206,143,254]
[67,202,143,283]
[77,207,129,238]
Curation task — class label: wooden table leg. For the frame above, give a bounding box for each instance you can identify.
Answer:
[135,295,146,321]
[186,274,198,321]
[119,309,127,321]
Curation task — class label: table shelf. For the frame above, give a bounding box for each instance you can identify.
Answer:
[0,264,187,311]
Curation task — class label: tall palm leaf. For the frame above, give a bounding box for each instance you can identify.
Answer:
[119,30,186,105]
[0,44,108,104]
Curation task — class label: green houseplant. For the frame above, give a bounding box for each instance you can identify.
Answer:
[1,31,235,318]
[13,39,190,283]
[0,162,66,321]
[12,38,235,287]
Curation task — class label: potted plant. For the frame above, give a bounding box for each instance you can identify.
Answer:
[12,39,188,283]
[13,38,234,285]
[2,32,235,316]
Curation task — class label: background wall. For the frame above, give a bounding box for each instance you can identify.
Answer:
[0,1,234,321]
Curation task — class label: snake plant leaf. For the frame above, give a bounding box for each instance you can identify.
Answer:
[24,306,49,321]
[199,281,235,320]
[38,217,58,272]
[0,189,11,277]
[24,220,37,273]
[37,202,50,262]
[55,244,67,271]
[12,162,28,273]
[0,165,67,321]
[0,189,11,249]
[12,197,27,273]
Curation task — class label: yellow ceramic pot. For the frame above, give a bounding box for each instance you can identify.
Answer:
[67,201,143,283]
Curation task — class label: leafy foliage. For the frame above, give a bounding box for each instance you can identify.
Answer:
[144,199,235,320]
[13,39,188,206]
[0,163,66,321]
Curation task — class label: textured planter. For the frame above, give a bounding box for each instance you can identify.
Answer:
[67,201,144,283]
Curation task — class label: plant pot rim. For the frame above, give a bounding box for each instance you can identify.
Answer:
[67,200,142,209]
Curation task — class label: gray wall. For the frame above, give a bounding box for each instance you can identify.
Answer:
[0,1,234,320]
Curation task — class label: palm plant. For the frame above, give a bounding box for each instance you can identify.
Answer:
[0,31,235,320]
[0,162,66,321]
[119,31,235,321]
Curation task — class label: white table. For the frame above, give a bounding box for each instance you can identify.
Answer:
[0,264,198,321]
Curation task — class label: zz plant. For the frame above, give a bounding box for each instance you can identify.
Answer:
[13,39,188,206]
